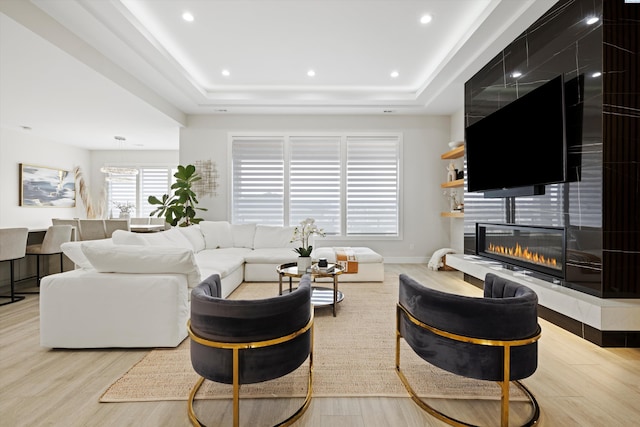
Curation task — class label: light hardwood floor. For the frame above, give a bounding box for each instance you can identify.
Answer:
[1,264,639,426]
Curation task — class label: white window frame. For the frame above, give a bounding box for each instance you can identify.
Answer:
[228,132,402,240]
[105,164,176,218]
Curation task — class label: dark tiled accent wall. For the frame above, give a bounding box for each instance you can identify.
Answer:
[601,0,640,297]
[464,0,639,298]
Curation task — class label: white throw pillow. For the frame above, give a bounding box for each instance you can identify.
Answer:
[139,232,174,246]
[231,223,256,248]
[112,230,149,246]
[178,225,205,252]
[253,225,296,249]
[62,239,117,270]
[161,228,195,251]
[60,241,94,269]
[200,221,234,249]
[80,244,201,287]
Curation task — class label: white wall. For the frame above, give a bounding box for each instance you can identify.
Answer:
[180,114,453,263]
[448,107,465,252]
[0,128,89,229]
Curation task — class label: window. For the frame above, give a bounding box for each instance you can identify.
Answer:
[107,166,175,218]
[231,133,401,237]
[290,136,341,234]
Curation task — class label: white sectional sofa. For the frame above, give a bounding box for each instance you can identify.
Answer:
[39,221,384,349]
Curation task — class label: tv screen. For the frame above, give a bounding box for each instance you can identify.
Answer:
[465,75,567,195]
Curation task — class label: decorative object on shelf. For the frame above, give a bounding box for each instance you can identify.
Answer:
[114,201,135,218]
[443,189,461,212]
[447,162,457,182]
[456,170,464,180]
[291,217,326,259]
[192,159,219,197]
[19,163,76,207]
[148,164,208,227]
[448,140,464,149]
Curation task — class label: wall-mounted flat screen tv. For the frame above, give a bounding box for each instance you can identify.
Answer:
[465,75,567,197]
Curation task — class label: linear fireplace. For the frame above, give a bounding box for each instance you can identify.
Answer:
[476,223,566,279]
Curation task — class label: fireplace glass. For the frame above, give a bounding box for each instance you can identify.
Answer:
[476,223,565,279]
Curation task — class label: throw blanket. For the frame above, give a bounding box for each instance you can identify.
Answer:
[335,247,358,274]
[427,248,456,271]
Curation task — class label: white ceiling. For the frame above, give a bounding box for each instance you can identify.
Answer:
[0,0,556,150]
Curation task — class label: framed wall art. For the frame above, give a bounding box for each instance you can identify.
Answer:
[19,163,76,207]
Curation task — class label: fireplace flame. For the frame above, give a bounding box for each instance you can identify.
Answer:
[488,242,558,269]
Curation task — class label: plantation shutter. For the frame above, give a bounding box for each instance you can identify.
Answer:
[232,136,285,225]
[345,136,399,236]
[289,136,341,235]
[140,168,173,217]
[108,175,136,218]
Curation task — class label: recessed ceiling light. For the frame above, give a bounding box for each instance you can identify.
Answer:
[307,70,316,77]
[221,69,230,77]
[182,12,194,22]
[390,71,399,78]
[586,16,599,25]
[420,14,432,24]
[591,71,602,78]
[511,71,522,78]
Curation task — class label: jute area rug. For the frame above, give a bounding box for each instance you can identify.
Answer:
[100,273,525,402]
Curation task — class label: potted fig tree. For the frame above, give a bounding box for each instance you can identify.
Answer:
[148,164,207,227]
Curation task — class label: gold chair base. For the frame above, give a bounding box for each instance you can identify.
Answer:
[395,364,540,427]
[187,362,313,427]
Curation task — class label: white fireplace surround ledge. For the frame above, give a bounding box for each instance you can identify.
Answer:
[445,253,640,332]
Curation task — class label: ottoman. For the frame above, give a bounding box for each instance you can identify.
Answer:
[313,247,384,282]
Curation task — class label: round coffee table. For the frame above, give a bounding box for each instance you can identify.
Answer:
[277,262,344,317]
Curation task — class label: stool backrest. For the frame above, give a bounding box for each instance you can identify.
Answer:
[104,219,130,237]
[40,225,74,254]
[52,219,80,241]
[78,220,107,241]
[0,228,29,261]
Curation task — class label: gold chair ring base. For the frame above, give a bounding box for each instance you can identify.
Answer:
[187,365,313,427]
[395,364,540,427]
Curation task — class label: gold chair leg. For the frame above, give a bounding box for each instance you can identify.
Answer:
[188,335,314,427]
[187,376,206,427]
[395,333,540,427]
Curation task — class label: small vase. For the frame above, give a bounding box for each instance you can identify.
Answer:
[297,256,312,273]
[119,212,130,219]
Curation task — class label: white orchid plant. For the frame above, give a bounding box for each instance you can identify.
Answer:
[114,201,135,213]
[290,218,326,257]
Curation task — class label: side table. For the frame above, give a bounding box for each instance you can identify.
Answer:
[276,262,344,316]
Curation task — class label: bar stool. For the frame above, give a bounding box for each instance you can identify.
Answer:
[22,225,73,292]
[0,227,29,306]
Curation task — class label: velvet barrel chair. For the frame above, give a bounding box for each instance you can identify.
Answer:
[396,273,541,427]
[188,274,314,427]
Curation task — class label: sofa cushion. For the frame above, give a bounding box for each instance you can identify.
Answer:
[81,244,201,287]
[61,241,106,269]
[160,228,195,250]
[195,249,247,277]
[178,225,206,252]
[254,225,296,249]
[200,221,233,249]
[138,232,174,246]
[231,223,256,248]
[112,230,149,246]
